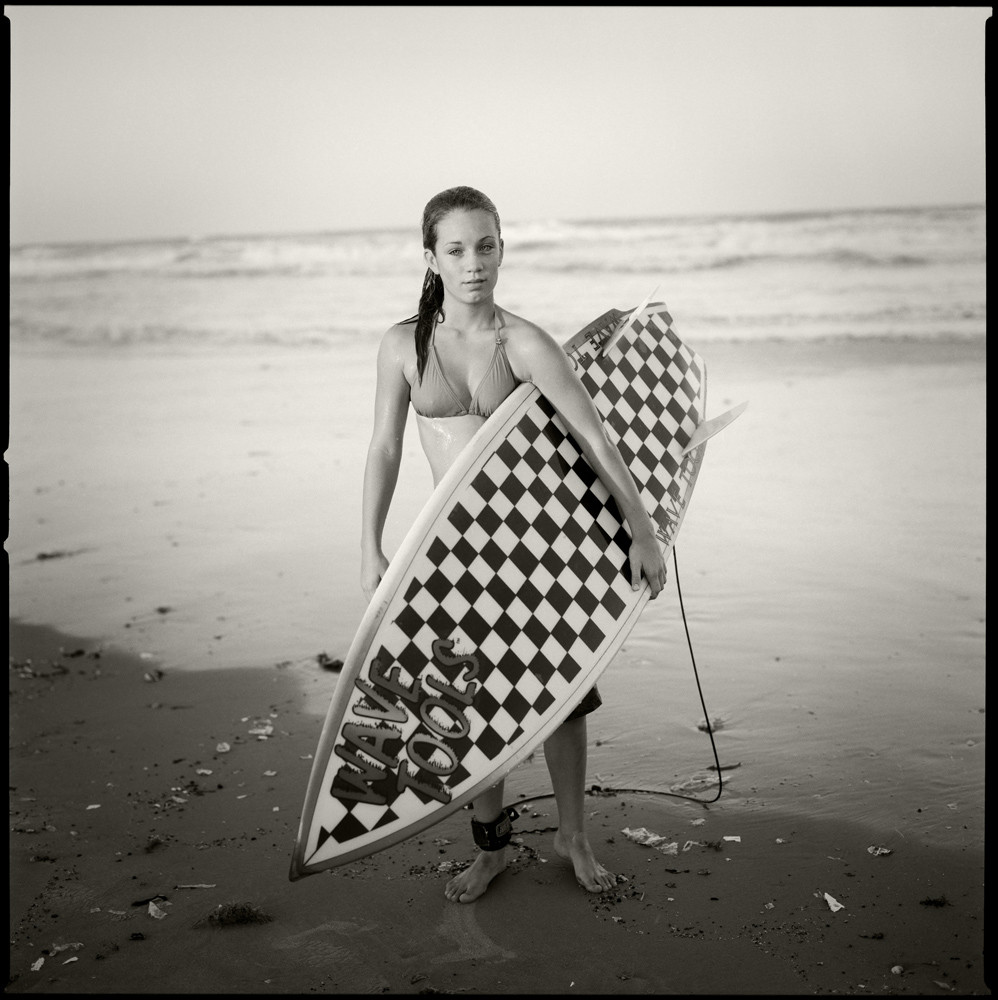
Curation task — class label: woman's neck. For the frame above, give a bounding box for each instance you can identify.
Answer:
[440,296,496,334]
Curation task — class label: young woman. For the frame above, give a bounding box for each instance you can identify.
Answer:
[361,186,667,903]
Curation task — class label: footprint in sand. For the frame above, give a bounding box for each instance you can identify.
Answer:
[430,905,517,965]
[272,918,377,966]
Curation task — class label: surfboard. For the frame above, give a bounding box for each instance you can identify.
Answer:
[289,303,711,880]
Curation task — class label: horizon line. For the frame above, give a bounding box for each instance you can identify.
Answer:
[10,200,985,251]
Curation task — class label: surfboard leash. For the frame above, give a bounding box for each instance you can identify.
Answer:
[512,546,725,814]
[667,544,724,805]
[581,546,725,807]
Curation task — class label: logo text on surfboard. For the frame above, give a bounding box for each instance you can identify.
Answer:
[332,639,480,807]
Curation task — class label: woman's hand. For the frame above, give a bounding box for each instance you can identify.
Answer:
[361,548,390,603]
[628,527,668,598]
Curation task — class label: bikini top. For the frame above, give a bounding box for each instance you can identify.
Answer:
[409,309,520,419]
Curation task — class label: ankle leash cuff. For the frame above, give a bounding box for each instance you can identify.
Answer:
[471,806,519,851]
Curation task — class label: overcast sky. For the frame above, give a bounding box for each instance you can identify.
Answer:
[7,5,989,245]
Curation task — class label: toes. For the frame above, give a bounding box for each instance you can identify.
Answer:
[443,854,505,903]
[579,867,617,893]
[445,879,481,904]
[579,871,609,893]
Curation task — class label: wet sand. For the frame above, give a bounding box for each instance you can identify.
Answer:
[8,335,988,994]
[8,620,988,994]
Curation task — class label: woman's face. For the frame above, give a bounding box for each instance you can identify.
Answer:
[425,209,503,307]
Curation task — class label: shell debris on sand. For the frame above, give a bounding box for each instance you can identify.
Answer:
[621,827,679,854]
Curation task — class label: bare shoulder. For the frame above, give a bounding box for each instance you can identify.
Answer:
[498,307,553,345]
[382,320,416,355]
[379,321,418,380]
[499,307,568,381]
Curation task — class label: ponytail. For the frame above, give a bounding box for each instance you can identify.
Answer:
[414,268,444,383]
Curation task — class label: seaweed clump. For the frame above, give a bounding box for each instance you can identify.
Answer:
[195,902,274,928]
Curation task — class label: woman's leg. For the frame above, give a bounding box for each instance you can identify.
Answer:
[544,715,616,891]
[443,704,615,901]
[444,779,510,903]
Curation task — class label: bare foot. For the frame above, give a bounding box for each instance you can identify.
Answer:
[444,849,507,903]
[553,830,616,892]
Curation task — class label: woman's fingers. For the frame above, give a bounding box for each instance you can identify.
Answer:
[361,573,382,602]
[361,554,390,602]
[629,549,643,593]
[646,562,665,598]
[630,547,668,598]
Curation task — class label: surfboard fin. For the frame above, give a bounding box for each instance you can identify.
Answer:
[682,400,748,455]
[601,284,660,356]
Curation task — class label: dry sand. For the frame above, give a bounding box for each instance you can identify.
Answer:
[8,336,988,994]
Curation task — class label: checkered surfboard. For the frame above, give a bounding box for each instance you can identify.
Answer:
[289,304,707,879]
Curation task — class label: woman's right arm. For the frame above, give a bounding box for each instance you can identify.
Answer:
[360,327,411,600]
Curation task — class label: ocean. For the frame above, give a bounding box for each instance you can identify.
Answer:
[10,203,986,351]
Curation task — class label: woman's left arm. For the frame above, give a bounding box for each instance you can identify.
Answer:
[510,324,668,598]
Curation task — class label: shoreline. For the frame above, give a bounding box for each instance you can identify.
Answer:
[9,619,989,995]
[8,328,987,358]
[8,333,986,676]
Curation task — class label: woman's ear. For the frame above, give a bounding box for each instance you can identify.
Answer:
[424,247,439,274]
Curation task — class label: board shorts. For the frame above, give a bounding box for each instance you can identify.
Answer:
[565,684,602,721]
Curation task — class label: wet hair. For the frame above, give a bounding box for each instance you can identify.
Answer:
[408,186,502,383]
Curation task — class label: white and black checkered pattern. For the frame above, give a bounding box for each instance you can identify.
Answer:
[297,306,706,873]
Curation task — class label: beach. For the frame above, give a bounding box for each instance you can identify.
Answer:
[8,331,987,995]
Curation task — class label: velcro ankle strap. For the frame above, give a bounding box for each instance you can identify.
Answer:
[471,806,520,851]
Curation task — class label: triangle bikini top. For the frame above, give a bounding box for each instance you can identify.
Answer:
[409,309,520,419]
